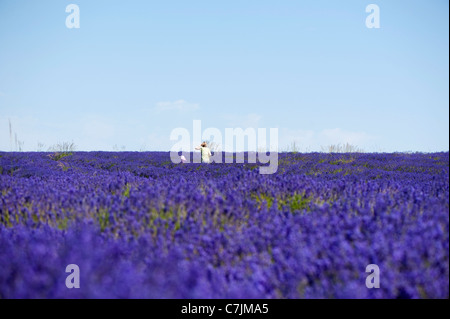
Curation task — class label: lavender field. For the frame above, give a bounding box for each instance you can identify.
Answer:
[0,151,448,298]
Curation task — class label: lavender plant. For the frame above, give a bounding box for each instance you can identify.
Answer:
[0,151,448,298]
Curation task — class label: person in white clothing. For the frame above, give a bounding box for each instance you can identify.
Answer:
[195,142,212,163]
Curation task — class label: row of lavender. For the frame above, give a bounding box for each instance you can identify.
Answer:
[0,151,448,298]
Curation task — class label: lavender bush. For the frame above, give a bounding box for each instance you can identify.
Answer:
[0,151,448,298]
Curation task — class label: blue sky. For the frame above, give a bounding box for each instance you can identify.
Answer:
[0,0,448,152]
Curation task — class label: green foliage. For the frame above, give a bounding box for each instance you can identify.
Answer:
[278,193,314,212]
[253,192,316,213]
[48,152,72,161]
[57,217,69,230]
[47,141,76,162]
[322,143,364,153]
[97,208,110,232]
[253,193,275,209]
[122,183,131,198]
